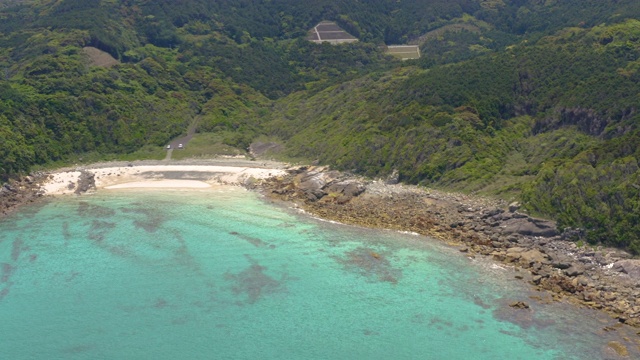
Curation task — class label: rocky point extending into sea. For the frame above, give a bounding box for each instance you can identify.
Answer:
[257,165,640,338]
[0,172,48,217]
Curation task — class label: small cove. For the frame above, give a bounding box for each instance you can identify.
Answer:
[0,187,636,359]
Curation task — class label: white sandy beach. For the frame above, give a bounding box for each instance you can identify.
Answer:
[43,163,287,195]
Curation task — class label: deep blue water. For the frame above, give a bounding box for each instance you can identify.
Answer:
[0,187,635,359]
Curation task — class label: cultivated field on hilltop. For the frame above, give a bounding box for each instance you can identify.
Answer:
[386,45,420,60]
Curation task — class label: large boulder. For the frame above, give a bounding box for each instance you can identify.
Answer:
[296,168,335,200]
[505,247,549,265]
[520,249,550,265]
[612,259,640,278]
[564,264,585,277]
[501,216,558,237]
[508,202,521,212]
[74,170,96,194]
[295,168,365,203]
[325,181,365,198]
[385,169,399,185]
[297,168,340,187]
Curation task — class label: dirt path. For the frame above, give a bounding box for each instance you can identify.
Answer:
[165,116,200,159]
[164,149,173,161]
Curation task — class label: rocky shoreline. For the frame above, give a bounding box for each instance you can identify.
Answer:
[3,163,640,353]
[257,166,640,336]
[0,172,48,218]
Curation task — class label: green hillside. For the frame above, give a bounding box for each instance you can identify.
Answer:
[268,20,640,252]
[1,0,639,252]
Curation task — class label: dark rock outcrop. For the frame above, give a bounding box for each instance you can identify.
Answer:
[385,169,399,185]
[0,173,47,217]
[613,260,640,278]
[534,107,609,136]
[74,170,96,194]
[564,264,585,277]
[283,166,365,204]
[501,216,558,237]
[509,301,530,309]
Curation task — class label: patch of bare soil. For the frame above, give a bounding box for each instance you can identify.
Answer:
[83,47,119,68]
[249,142,284,158]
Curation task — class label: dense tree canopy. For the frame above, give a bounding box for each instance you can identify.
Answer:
[1,0,639,252]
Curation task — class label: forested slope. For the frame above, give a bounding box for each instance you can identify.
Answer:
[1,0,639,252]
[0,0,401,176]
[268,21,640,252]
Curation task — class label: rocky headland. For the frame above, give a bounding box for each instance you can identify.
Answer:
[258,165,640,333]
[0,172,49,217]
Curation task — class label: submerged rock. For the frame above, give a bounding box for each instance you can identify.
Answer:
[607,341,629,357]
[509,301,530,309]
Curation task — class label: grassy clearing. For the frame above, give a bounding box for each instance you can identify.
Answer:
[386,46,420,59]
[249,135,316,165]
[126,145,168,161]
[31,145,166,171]
[170,132,246,160]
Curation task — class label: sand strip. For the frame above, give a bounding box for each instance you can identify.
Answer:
[43,163,287,195]
[105,180,211,189]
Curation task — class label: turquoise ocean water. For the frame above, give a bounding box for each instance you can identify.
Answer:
[0,187,635,359]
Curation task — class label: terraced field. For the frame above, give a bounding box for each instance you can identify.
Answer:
[307,21,358,44]
[386,45,421,60]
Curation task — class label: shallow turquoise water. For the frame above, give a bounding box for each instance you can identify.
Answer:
[0,188,633,359]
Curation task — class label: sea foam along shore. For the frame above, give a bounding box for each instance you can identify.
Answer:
[42,160,288,195]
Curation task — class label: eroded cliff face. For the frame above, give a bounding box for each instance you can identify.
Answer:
[260,165,640,330]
